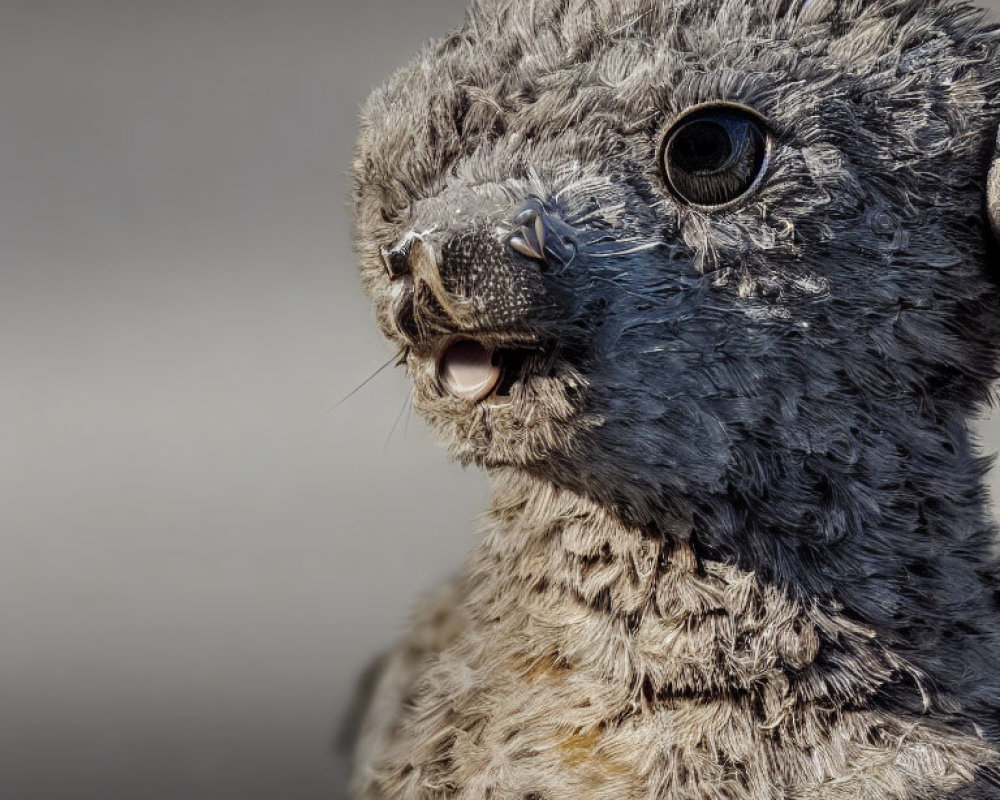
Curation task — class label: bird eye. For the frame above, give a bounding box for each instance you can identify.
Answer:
[661,106,769,208]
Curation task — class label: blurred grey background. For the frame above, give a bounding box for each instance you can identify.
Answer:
[1,1,999,798]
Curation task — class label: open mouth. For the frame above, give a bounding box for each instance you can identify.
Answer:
[436,338,534,403]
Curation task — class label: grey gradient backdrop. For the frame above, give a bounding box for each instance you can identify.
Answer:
[2,2,999,799]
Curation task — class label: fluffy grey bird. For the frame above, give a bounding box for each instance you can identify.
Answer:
[347,1,1000,797]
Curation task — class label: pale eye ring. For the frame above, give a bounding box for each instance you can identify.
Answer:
[660,104,771,209]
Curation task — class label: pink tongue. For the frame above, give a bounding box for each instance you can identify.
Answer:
[438,339,501,401]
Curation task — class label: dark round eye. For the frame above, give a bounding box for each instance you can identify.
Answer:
[661,106,769,208]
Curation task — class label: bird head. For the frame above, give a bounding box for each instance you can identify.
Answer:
[353,0,1000,534]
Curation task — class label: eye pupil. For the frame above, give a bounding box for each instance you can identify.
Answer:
[672,121,733,173]
[662,107,768,208]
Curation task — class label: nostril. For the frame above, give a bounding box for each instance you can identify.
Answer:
[508,208,546,262]
[380,240,412,280]
[507,202,577,269]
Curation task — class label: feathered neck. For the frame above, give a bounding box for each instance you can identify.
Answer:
[473,465,1000,737]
